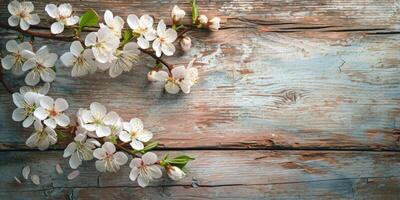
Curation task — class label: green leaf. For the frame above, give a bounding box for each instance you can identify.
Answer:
[79,9,99,31]
[190,0,199,24]
[164,155,195,169]
[123,29,133,44]
[139,142,158,154]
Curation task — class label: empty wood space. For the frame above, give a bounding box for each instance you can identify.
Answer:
[1,0,399,199]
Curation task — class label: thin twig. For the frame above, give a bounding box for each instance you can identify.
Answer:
[0,22,174,71]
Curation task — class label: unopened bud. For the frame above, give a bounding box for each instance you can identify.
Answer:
[166,166,186,181]
[198,15,208,25]
[208,17,221,31]
[180,36,192,52]
[147,70,158,81]
[171,5,185,23]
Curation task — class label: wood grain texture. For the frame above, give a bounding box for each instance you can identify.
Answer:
[1,150,399,199]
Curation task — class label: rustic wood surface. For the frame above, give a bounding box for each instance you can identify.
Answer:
[1,0,400,199]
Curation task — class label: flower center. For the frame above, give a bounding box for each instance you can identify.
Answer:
[48,108,58,117]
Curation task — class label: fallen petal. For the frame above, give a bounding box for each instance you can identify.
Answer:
[31,175,40,185]
[14,176,22,184]
[22,166,30,180]
[56,163,63,175]
[67,170,80,180]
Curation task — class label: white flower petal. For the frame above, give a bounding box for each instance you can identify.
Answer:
[69,152,82,169]
[171,65,186,79]
[55,113,70,127]
[21,2,34,13]
[109,64,123,78]
[137,130,153,142]
[129,158,142,168]
[56,163,63,174]
[95,160,106,172]
[22,116,35,128]
[113,152,128,165]
[85,32,97,46]
[60,52,76,67]
[161,42,176,56]
[42,53,58,68]
[34,107,48,120]
[157,19,166,36]
[44,118,57,129]
[55,98,69,111]
[164,29,177,43]
[1,55,15,70]
[51,22,64,34]
[65,15,79,26]
[141,15,153,28]
[6,40,18,53]
[96,125,111,137]
[22,58,36,71]
[137,175,150,187]
[103,111,119,125]
[90,102,107,117]
[25,70,40,86]
[58,3,72,17]
[129,168,139,181]
[152,38,161,57]
[93,148,106,159]
[70,41,84,56]
[127,14,140,30]
[142,152,158,165]
[119,131,132,142]
[67,170,80,180]
[129,118,143,133]
[12,108,25,121]
[153,70,169,82]
[129,139,144,150]
[148,165,162,179]
[27,14,40,25]
[103,142,116,154]
[8,0,21,15]
[8,15,19,27]
[31,174,40,185]
[137,36,149,49]
[104,10,113,25]
[40,68,56,82]
[63,142,77,158]
[45,4,59,18]
[165,81,180,94]
[12,93,24,107]
[19,19,30,31]
[40,95,54,109]
[22,165,30,180]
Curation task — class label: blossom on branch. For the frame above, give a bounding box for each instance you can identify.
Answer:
[107,42,140,78]
[21,46,57,86]
[60,41,97,77]
[8,0,40,30]
[100,10,124,38]
[25,120,57,151]
[127,14,156,49]
[85,27,120,63]
[12,91,39,128]
[1,40,32,75]
[80,102,117,137]
[45,3,79,34]
[34,96,70,129]
[129,152,162,187]
[119,118,153,150]
[94,142,128,172]
[63,133,99,169]
[153,20,177,57]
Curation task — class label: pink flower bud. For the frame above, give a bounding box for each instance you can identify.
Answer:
[209,17,221,31]
[180,36,191,52]
[147,70,158,81]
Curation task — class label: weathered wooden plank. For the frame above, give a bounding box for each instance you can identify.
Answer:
[1,30,399,150]
[2,177,400,200]
[1,0,400,31]
[1,150,399,190]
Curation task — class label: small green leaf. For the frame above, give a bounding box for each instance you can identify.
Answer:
[165,155,195,169]
[138,142,158,154]
[123,29,133,44]
[79,9,99,31]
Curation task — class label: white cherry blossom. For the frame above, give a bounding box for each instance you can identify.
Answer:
[60,41,97,77]
[119,118,153,150]
[21,46,57,86]
[80,102,118,137]
[63,133,99,169]
[1,40,32,75]
[94,142,128,172]
[152,20,177,57]
[85,27,120,63]
[34,96,70,129]
[180,36,191,51]
[45,3,79,34]
[209,17,221,31]
[100,10,124,38]
[108,42,140,78]
[166,166,186,181]
[20,82,50,96]
[171,5,185,22]
[25,120,57,151]
[8,0,40,30]
[153,59,198,94]
[12,91,40,128]
[129,152,162,187]
[127,14,156,49]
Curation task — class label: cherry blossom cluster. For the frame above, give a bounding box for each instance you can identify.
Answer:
[2,0,221,188]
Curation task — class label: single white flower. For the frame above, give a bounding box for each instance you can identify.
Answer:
[152,20,177,57]
[129,152,162,188]
[34,96,70,129]
[25,120,57,151]
[20,82,50,96]
[99,10,124,38]
[108,42,140,78]
[180,36,191,52]
[127,14,156,49]
[93,142,128,172]
[80,102,117,137]
[171,5,185,23]
[1,40,32,75]
[166,166,186,181]
[45,3,79,34]
[63,133,99,169]
[198,15,208,25]
[119,118,153,150]
[209,17,221,31]
[106,112,123,137]
[85,27,120,63]
[7,0,40,30]
[12,91,39,128]
[153,59,198,94]
[60,41,97,77]
[21,46,57,86]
